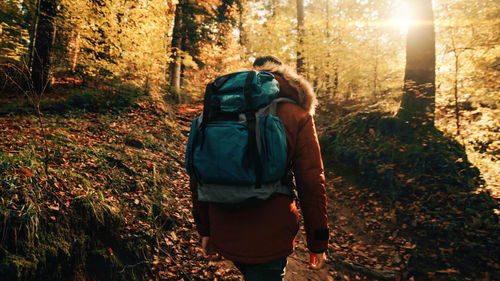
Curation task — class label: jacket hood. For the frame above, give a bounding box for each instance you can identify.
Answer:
[255,62,317,115]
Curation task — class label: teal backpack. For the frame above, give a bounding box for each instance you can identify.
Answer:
[185,70,294,204]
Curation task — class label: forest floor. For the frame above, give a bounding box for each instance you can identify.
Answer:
[0,95,497,280]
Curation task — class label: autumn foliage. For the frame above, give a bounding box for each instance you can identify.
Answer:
[0,0,499,280]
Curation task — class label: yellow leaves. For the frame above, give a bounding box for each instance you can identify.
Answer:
[182,53,199,70]
[184,0,222,18]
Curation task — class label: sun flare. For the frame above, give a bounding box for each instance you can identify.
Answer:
[391,1,412,34]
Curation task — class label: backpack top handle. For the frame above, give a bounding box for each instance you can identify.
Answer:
[243,70,257,110]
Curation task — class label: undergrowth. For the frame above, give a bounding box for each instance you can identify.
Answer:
[320,110,484,199]
[0,82,145,116]
[0,97,182,280]
[320,109,500,279]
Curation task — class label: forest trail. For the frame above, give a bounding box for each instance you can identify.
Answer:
[173,103,412,281]
[2,99,494,280]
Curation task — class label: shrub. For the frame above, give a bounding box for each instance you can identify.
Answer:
[0,82,145,116]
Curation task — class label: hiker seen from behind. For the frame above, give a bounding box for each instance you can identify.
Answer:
[186,55,329,281]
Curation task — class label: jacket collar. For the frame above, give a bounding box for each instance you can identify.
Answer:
[255,62,317,115]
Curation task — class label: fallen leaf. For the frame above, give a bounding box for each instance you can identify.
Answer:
[19,168,33,177]
[436,268,460,274]
[48,205,60,211]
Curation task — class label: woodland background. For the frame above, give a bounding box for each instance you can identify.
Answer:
[0,0,499,280]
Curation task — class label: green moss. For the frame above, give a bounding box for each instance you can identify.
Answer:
[1,93,177,280]
[0,147,40,174]
[0,253,35,281]
[0,198,146,281]
[321,110,484,199]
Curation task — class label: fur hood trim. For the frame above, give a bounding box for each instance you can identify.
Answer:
[255,62,317,115]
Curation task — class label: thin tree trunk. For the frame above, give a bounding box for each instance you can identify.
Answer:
[296,0,305,75]
[72,32,80,72]
[29,0,42,72]
[373,37,379,99]
[238,6,246,47]
[169,0,184,102]
[397,0,436,126]
[325,0,332,95]
[451,33,460,136]
[454,53,460,136]
[51,24,57,46]
[31,0,57,95]
[334,68,338,96]
[270,0,277,17]
[35,102,50,174]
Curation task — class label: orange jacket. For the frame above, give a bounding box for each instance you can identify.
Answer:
[190,65,328,264]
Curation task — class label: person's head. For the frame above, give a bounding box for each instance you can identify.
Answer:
[252,54,317,115]
[253,55,282,70]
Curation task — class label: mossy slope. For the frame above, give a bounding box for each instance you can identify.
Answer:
[320,110,499,279]
[0,93,180,280]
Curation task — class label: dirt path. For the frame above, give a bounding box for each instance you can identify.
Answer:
[284,172,415,281]
[172,103,411,281]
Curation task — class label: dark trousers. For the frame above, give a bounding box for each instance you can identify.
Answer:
[233,257,288,281]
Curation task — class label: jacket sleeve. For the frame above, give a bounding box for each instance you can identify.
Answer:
[292,114,329,253]
[189,179,210,236]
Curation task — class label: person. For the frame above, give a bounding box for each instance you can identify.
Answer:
[189,55,328,281]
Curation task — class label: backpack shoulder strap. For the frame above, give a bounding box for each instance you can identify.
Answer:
[274,97,296,105]
[257,97,296,116]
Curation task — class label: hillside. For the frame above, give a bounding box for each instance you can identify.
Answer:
[319,110,500,280]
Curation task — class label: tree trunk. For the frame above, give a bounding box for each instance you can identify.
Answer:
[72,32,80,73]
[238,5,247,47]
[31,0,57,95]
[270,0,277,17]
[333,68,338,97]
[169,0,184,102]
[296,0,305,75]
[373,37,379,99]
[397,0,436,127]
[28,0,41,73]
[451,34,460,136]
[453,52,460,136]
[325,0,332,95]
[444,1,462,136]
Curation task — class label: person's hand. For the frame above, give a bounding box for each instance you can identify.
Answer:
[201,236,218,259]
[308,252,326,269]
